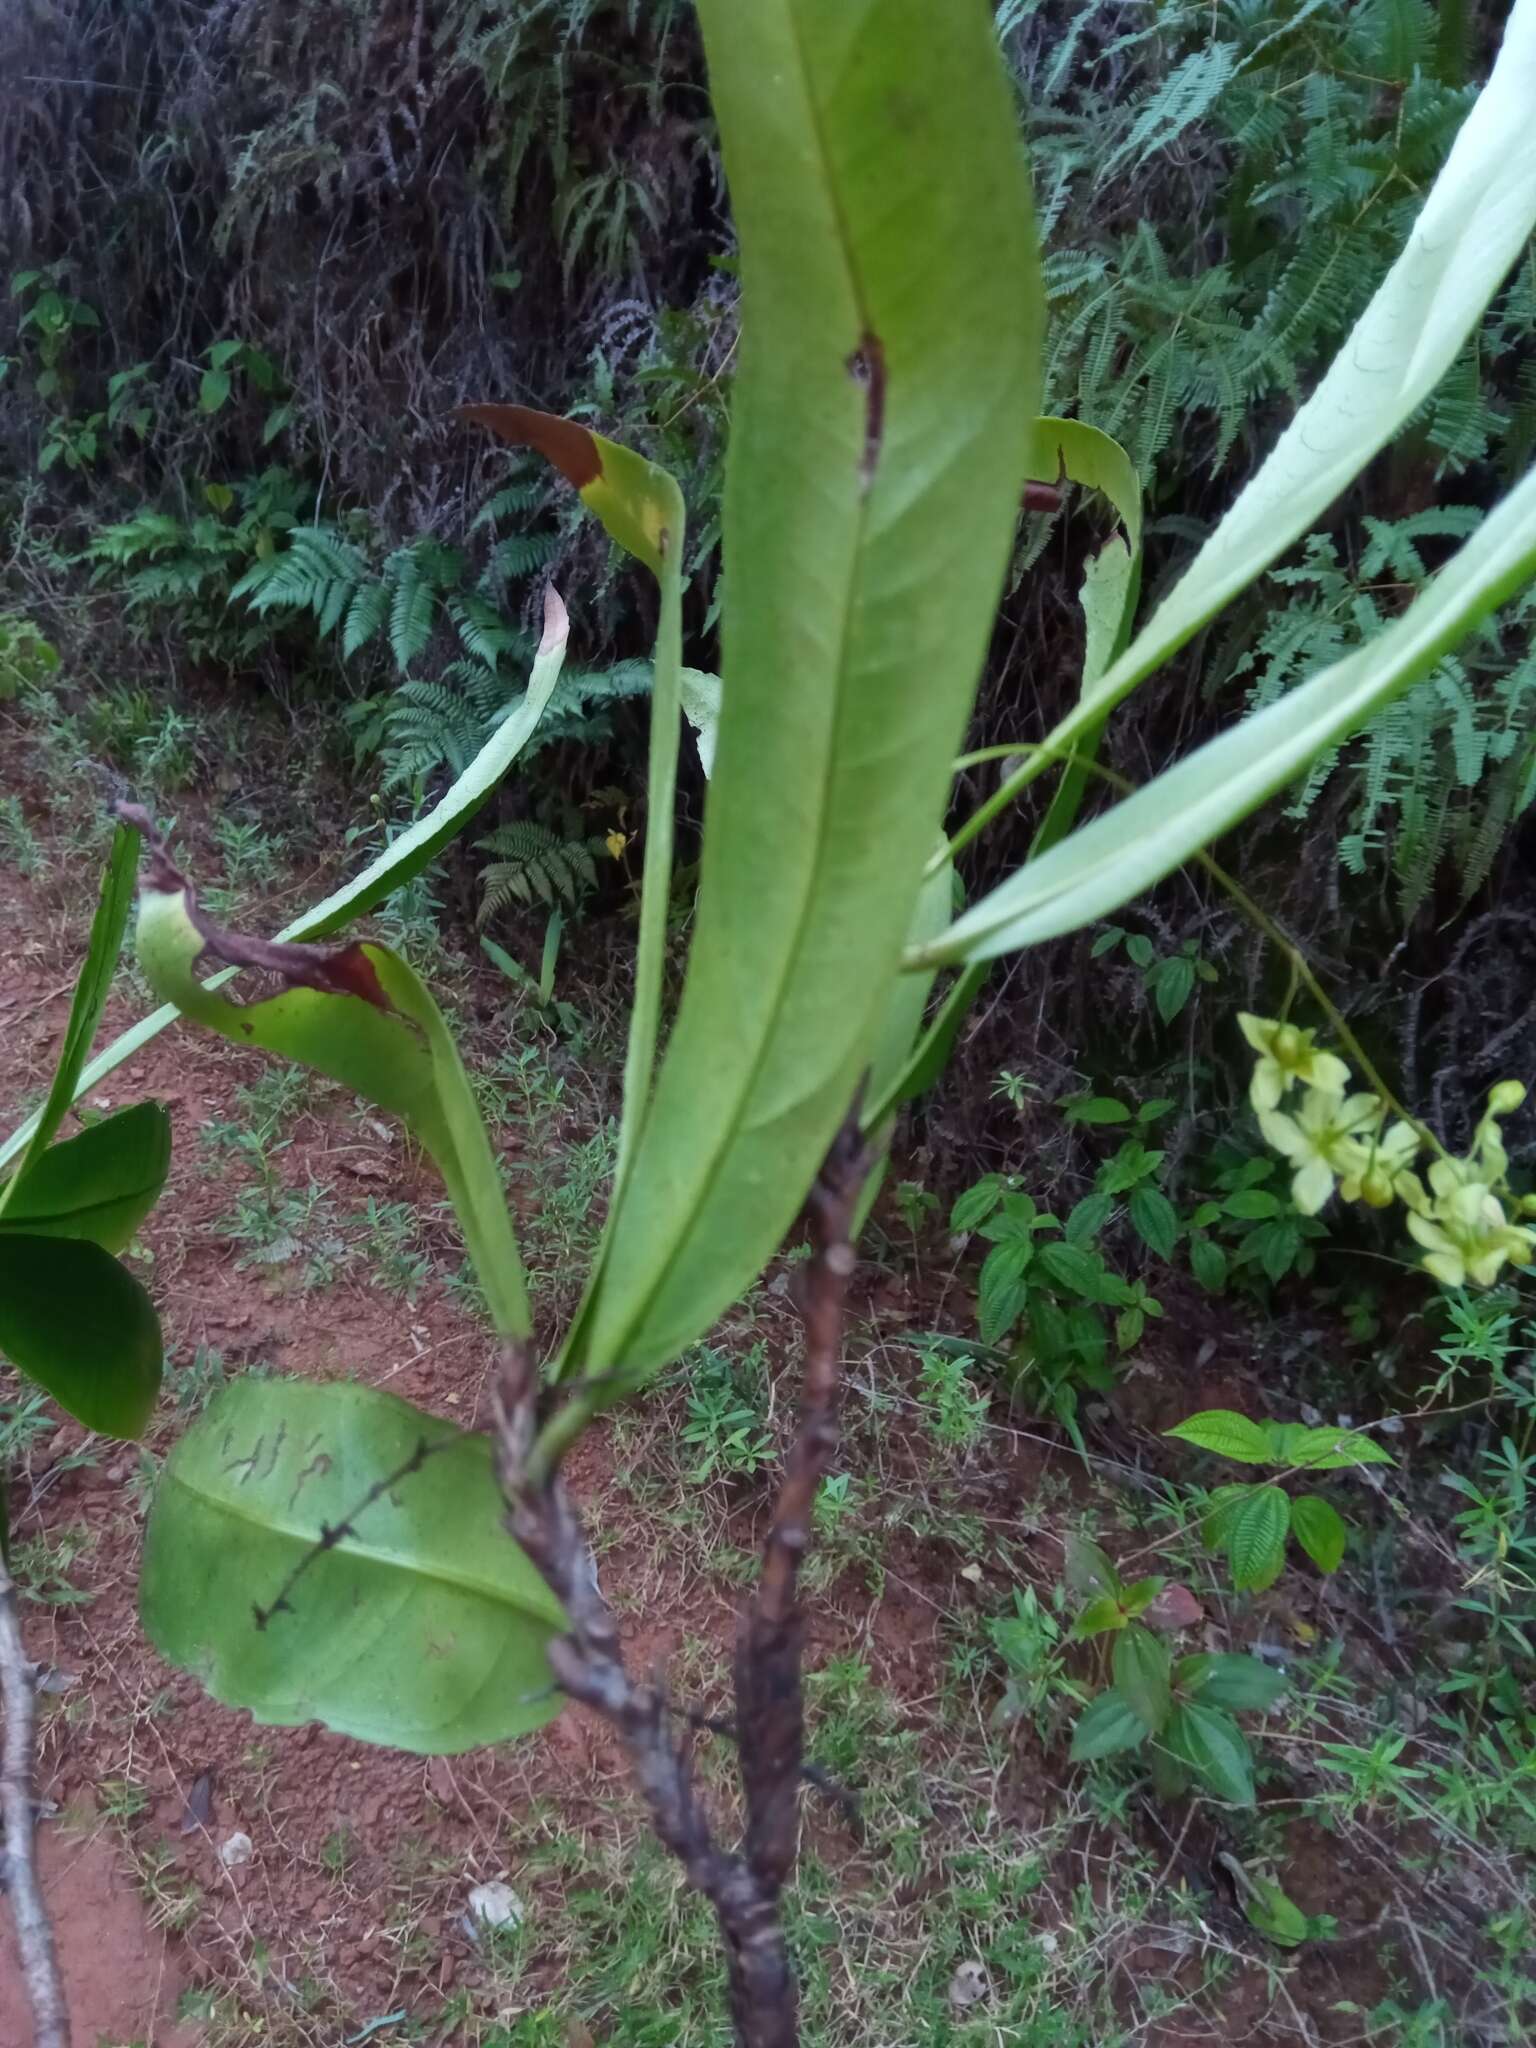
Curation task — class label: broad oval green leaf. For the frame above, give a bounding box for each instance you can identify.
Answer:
[1069,1687,1148,1763]
[1166,1410,1274,1465]
[1266,1422,1395,1471]
[0,1102,170,1252]
[141,1378,565,1754]
[1289,1494,1347,1574]
[0,1233,161,1437]
[1165,1702,1256,1807]
[1176,1651,1288,1713]
[553,0,1042,1396]
[134,878,529,1339]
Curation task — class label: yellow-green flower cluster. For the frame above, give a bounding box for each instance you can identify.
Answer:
[1238,1014,1535,1291]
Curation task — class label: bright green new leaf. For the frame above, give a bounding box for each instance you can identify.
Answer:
[554,0,1042,1394]
[1070,1688,1148,1763]
[1228,1485,1291,1592]
[0,613,571,1173]
[954,4,1536,846]
[1289,1494,1347,1574]
[1113,1622,1171,1733]
[918,459,1536,964]
[1166,1410,1275,1464]
[1241,1873,1309,1949]
[1072,1593,1127,1641]
[0,1233,161,1437]
[1176,1652,1288,1713]
[0,818,139,1195]
[141,1378,566,1754]
[0,1102,170,1252]
[133,871,528,1339]
[1166,1702,1256,1807]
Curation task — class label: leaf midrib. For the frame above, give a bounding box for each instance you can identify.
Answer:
[167,1465,562,1623]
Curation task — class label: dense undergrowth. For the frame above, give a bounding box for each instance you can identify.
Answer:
[2,2,1536,2043]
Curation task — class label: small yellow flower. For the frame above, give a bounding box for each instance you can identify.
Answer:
[1406,1180,1536,1290]
[605,830,628,860]
[1257,1088,1382,1215]
[1238,1013,1351,1114]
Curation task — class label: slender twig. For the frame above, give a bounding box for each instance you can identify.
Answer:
[252,1437,450,1629]
[492,1109,870,2048]
[0,1553,70,2048]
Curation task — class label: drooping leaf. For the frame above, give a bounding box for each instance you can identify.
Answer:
[0,610,571,1173]
[1175,1652,1288,1713]
[1166,1702,1256,1806]
[131,849,528,1339]
[1228,1485,1291,1592]
[919,461,1536,963]
[0,818,139,1194]
[952,8,1536,839]
[552,0,1042,1395]
[0,1102,170,1252]
[140,1378,565,1754]
[1113,1623,1172,1733]
[0,1233,161,1437]
[1289,1494,1348,1574]
[1070,1687,1149,1762]
[1165,1410,1275,1464]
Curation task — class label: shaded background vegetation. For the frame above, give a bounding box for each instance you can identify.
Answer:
[2,0,1534,1175]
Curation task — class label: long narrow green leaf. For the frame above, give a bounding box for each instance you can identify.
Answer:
[0,610,570,1173]
[459,407,685,1197]
[967,0,1536,832]
[556,0,1042,1393]
[298,585,570,939]
[0,819,139,1198]
[917,462,1536,963]
[141,1378,565,1754]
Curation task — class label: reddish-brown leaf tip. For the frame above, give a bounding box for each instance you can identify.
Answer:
[457,403,602,490]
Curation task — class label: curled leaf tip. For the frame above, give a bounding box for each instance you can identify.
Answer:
[458,401,601,490]
[121,800,392,1011]
[539,583,569,654]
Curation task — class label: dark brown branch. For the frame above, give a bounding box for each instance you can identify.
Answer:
[491,1110,870,2048]
[735,1113,868,1900]
[0,1552,70,2048]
